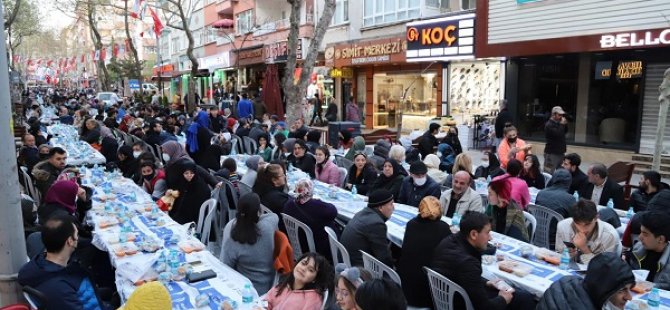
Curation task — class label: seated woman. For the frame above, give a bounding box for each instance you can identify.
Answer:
[345,153,377,195]
[437,143,455,173]
[253,164,290,231]
[335,264,373,310]
[265,252,333,310]
[370,159,404,199]
[445,153,475,189]
[283,179,338,259]
[222,192,278,295]
[168,161,211,225]
[424,154,448,185]
[505,159,531,209]
[474,151,505,180]
[116,145,139,179]
[397,196,451,308]
[138,161,166,201]
[257,133,273,162]
[521,154,546,189]
[487,176,530,242]
[79,117,101,145]
[314,146,340,186]
[287,139,317,178]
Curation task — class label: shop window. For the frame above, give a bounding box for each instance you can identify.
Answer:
[332,0,349,25]
[372,71,438,129]
[363,0,420,27]
[426,0,449,10]
[462,0,476,10]
[237,10,254,35]
[515,55,578,141]
[448,61,501,125]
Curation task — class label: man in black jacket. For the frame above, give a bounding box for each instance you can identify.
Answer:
[431,212,535,310]
[418,123,440,159]
[630,170,665,212]
[32,147,68,198]
[544,106,568,174]
[537,252,635,310]
[579,163,624,210]
[340,189,395,267]
[561,153,589,195]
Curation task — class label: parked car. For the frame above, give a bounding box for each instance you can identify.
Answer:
[96,92,120,108]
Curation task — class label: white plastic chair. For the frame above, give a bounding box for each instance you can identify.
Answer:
[238,182,252,197]
[527,203,564,250]
[321,289,329,310]
[360,250,401,285]
[324,227,351,267]
[523,211,537,242]
[242,136,258,154]
[334,154,353,170]
[337,167,348,188]
[282,213,316,261]
[20,166,40,206]
[424,267,474,310]
[542,172,552,187]
[196,198,218,245]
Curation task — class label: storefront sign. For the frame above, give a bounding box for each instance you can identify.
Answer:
[616,61,643,79]
[234,46,265,66]
[198,52,230,70]
[330,67,353,79]
[600,29,670,49]
[325,36,407,67]
[265,39,303,63]
[405,13,475,62]
[152,64,174,76]
[595,61,612,80]
[239,48,263,60]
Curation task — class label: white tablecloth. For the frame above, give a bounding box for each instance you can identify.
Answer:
[81,167,262,308]
[48,125,106,166]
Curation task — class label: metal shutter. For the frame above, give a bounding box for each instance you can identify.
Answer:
[639,63,670,155]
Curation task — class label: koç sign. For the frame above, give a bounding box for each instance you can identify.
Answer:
[405,13,475,62]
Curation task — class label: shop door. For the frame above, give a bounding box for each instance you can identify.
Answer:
[639,63,670,154]
[341,80,352,121]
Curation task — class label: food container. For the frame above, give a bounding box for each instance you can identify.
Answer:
[498,260,533,277]
[631,281,654,294]
[482,255,496,265]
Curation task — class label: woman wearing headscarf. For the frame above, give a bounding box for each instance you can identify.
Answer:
[282,178,338,259]
[168,161,211,225]
[441,126,463,155]
[186,110,213,166]
[79,117,101,145]
[344,136,365,161]
[423,154,448,185]
[370,159,404,199]
[37,180,85,226]
[98,125,119,164]
[437,143,455,172]
[253,164,290,232]
[118,114,134,133]
[240,155,264,187]
[116,145,139,179]
[161,141,219,190]
[397,196,451,308]
[474,151,505,179]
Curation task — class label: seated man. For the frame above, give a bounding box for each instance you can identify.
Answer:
[579,163,624,210]
[562,153,589,195]
[625,211,670,289]
[32,147,67,198]
[439,170,484,217]
[556,199,621,264]
[630,171,665,212]
[340,189,395,268]
[431,212,535,310]
[537,252,634,310]
[397,161,441,208]
[18,214,104,309]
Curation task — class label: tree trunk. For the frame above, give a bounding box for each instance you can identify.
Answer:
[87,0,109,91]
[124,0,142,82]
[177,1,198,113]
[282,0,336,125]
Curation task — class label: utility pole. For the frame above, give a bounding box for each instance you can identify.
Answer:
[0,0,28,305]
[653,68,670,171]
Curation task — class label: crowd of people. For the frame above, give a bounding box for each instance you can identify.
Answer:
[13,87,670,310]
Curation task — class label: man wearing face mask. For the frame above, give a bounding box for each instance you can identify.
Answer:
[138,161,166,201]
[397,161,442,208]
[497,126,531,169]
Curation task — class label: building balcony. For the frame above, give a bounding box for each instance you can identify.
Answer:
[252,13,313,37]
[216,0,237,15]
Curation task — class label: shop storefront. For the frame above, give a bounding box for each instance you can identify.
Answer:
[476,0,670,153]
[325,36,442,129]
[406,12,504,130]
[151,63,175,98]
[232,45,266,95]
[199,51,231,103]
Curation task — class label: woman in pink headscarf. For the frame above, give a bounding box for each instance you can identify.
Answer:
[37,180,85,226]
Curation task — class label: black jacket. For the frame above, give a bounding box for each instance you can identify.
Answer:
[569,168,589,195]
[418,131,438,159]
[32,161,63,198]
[521,173,545,189]
[259,186,291,232]
[536,276,596,310]
[441,134,463,155]
[187,126,213,167]
[544,118,568,155]
[325,103,338,122]
[397,176,441,208]
[579,178,624,210]
[165,158,219,190]
[370,174,404,200]
[340,207,393,268]
[288,153,317,179]
[346,164,377,196]
[169,167,211,225]
[494,109,513,139]
[397,217,451,307]
[431,233,507,310]
[630,188,666,212]
[536,169,573,218]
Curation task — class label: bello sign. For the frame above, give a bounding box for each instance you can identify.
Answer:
[600,29,670,49]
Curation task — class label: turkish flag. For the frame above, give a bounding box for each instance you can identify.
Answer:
[113,44,119,58]
[149,8,163,37]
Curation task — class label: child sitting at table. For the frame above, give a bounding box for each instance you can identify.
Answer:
[265,252,333,310]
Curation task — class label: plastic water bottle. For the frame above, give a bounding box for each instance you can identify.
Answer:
[607,198,614,209]
[242,283,254,303]
[451,213,461,227]
[129,191,136,202]
[288,162,295,172]
[559,248,570,270]
[231,146,237,155]
[486,175,492,183]
[627,207,635,219]
[648,287,660,309]
[351,185,358,199]
[573,191,579,202]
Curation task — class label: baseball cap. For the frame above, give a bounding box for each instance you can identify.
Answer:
[551,106,566,115]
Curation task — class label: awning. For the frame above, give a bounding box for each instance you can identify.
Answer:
[211,19,234,29]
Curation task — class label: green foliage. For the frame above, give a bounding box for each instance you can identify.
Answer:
[161,96,168,106]
[107,57,145,82]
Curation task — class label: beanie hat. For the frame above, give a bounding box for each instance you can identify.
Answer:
[368,189,394,208]
[121,282,172,310]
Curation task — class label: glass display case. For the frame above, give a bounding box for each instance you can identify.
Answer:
[373,72,438,128]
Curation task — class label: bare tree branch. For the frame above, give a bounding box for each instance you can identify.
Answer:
[4,0,22,29]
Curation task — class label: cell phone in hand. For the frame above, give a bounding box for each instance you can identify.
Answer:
[563,241,576,248]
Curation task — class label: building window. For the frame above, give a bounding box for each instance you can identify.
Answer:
[363,0,419,27]
[461,0,476,10]
[237,10,254,35]
[171,38,179,55]
[332,0,348,25]
[207,28,216,44]
[193,29,202,47]
[426,0,449,10]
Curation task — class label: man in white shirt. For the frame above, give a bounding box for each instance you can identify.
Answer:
[579,163,624,209]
